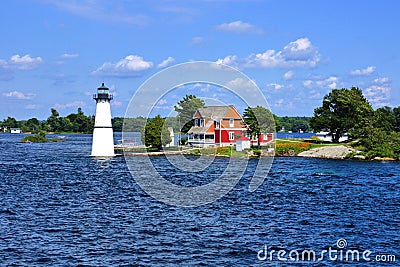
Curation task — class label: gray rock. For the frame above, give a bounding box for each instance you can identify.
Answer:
[298,146,354,159]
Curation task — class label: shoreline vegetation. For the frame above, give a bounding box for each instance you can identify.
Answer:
[20,131,65,143]
[116,138,398,161]
[15,131,397,161]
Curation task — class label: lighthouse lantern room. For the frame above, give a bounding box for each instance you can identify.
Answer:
[91,83,115,157]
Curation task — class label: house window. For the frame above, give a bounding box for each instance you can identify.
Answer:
[200,119,204,127]
[229,132,235,140]
[215,121,220,128]
[263,134,269,140]
[194,119,198,127]
[229,119,234,127]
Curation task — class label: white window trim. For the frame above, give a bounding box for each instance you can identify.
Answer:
[229,132,235,140]
[229,119,234,127]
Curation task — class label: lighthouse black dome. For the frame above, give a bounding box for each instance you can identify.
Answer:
[93,82,113,101]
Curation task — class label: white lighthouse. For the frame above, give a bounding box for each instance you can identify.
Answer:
[91,83,115,157]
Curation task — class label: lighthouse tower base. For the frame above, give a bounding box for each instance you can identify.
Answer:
[91,127,115,157]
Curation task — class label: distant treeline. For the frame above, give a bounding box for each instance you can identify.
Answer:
[113,117,182,133]
[1,108,94,134]
[113,116,310,133]
[276,116,311,132]
[1,111,309,134]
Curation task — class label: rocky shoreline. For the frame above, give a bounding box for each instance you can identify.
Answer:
[117,145,398,161]
[297,146,354,160]
[297,145,397,161]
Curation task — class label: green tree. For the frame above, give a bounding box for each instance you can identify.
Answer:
[66,107,93,133]
[1,116,18,128]
[47,108,62,132]
[373,106,396,133]
[278,116,310,132]
[242,105,275,148]
[273,114,283,132]
[112,117,124,132]
[122,117,147,132]
[141,115,172,150]
[310,87,373,142]
[393,106,400,132]
[174,95,205,133]
[360,127,400,159]
[60,117,73,132]
[25,118,41,133]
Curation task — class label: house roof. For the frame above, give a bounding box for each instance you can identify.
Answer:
[189,105,244,134]
[194,106,241,120]
[189,120,214,134]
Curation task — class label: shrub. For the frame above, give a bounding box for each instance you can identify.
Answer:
[252,148,262,156]
[366,144,396,159]
[21,132,50,143]
[216,146,232,156]
[179,137,188,145]
[275,142,311,156]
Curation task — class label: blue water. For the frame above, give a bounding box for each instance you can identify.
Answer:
[276,132,316,139]
[0,133,399,266]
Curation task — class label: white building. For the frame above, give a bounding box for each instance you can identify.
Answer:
[236,137,251,151]
[166,127,175,147]
[316,131,349,142]
[10,128,22,134]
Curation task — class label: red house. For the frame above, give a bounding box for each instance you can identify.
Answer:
[187,106,274,147]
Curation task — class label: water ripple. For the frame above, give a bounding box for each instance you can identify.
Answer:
[0,134,399,265]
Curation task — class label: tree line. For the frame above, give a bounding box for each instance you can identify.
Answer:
[1,111,310,135]
[0,107,94,133]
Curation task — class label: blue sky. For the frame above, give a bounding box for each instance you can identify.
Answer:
[1,0,399,120]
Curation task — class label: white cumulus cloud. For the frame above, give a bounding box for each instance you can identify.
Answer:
[365,77,391,106]
[283,70,294,80]
[215,38,320,69]
[365,85,390,106]
[274,99,285,108]
[92,55,153,77]
[215,55,238,66]
[266,83,284,91]
[350,66,375,76]
[0,54,43,70]
[157,56,175,68]
[244,38,320,68]
[225,77,256,90]
[3,90,35,99]
[303,76,339,90]
[303,80,313,89]
[373,77,389,84]
[215,20,263,34]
